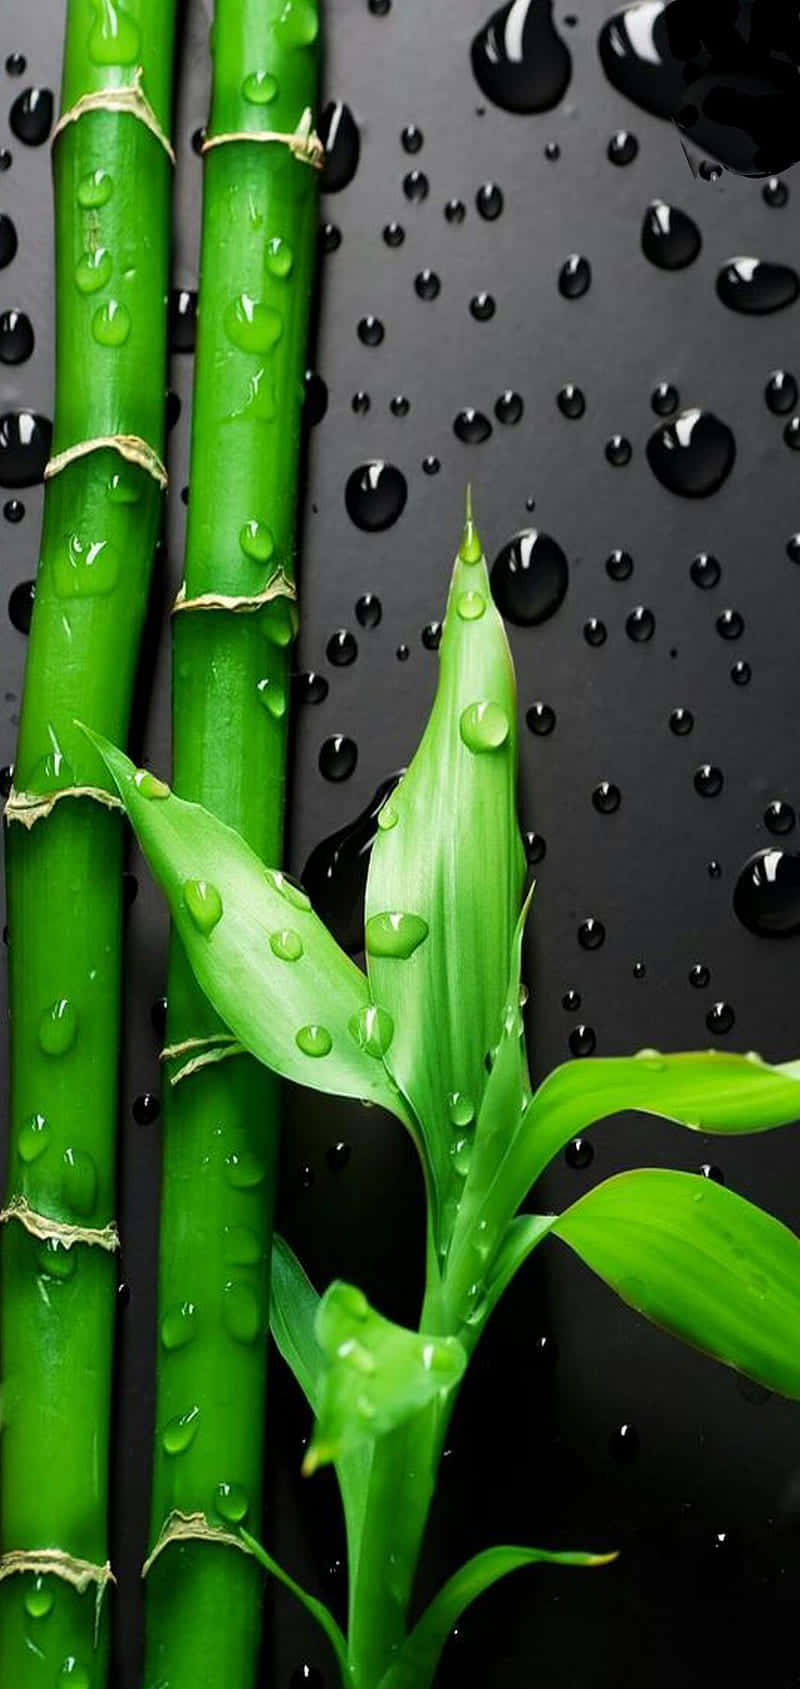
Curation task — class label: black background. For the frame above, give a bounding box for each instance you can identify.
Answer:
[2,2,800,1684]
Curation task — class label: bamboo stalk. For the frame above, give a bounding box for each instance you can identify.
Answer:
[0,3,177,1682]
[143,5,320,1685]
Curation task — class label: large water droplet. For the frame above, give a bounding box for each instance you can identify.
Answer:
[348,1003,394,1058]
[216,1481,248,1524]
[295,1024,333,1058]
[223,1280,262,1343]
[241,70,278,105]
[453,408,492,443]
[303,775,402,953]
[578,917,605,950]
[647,407,735,497]
[345,461,407,531]
[162,1405,200,1455]
[77,167,113,208]
[9,87,53,146]
[0,309,33,364]
[319,734,358,781]
[733,848,800,937]
[55,534,120,599]
[490,529,568,626]
[38,999,78,1056]
[182,879,223,934]
[0,411,52,486]
[224,293,282,354]
[717,257,799,314]
[460,700,510,753]
[319,100,360,191]
[273,0,319,45]
[161,1301,197,1350]
[471,0,571,113]
[641,200,701,269]
[91,298,131,346]
[269,928,303,961]
[365,911,429,959]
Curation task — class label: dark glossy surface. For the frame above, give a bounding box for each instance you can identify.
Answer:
[2,3,800,1687]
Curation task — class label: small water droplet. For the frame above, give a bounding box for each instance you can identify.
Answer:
[226,1149,266,1189]
[8,578,34,632]
[456,588,486,622]
[348,1003,394,1057]
[0,150,11,173]
[319,734,358,781]
[401,123,424,153]
[37,1237,77,1281]
[454,407,492,444]
[18,1111,51,1164]
[606,548,633,581]
[605,434,632,467]
[168,288,197,352]
[294,670,329,705]
[5,53,26,76]
[183,879,223,934]
[357,314,384,347]
[592,780,620,813]
[0,213,17,271]
[23,1573,53,1618]
[609,1422,639,1461]
[578,917,605,950]
[91,298,131,347]
[321,221,341,253]
[626,606,654,641]
[445,197,466,223]
[162,1405,200,1455]
[239,520,274,564]
[690,551,721,590]
[134,768,170,800]
[422,455,440,475]
[641,200,701,270]
[525,831,546,864]
[784,416,800,451]
[706,1001,734,1035]
[765,370,797,414]
[345,460,407,531]
[3,497,24,522]
[459,700,509,752]
[689,963,710,988]
[390,393,410,417]
[568,1026,596,1058]
[352,390,370,415]
[38,999,78,1056]
[9,87,53,146]
[495,389,523,424]
[557,382,585,419]
[491,529,568,625]
[365,911,429,959]
[269,928,303,961]
[383,220,405,246]
[583,617,607,646]
[648,408,735,497]
[319,101,360,192]
[161,1302,197,1351]
[132,1092,160,1125]
[708,859,722,879]
[717,257,799,315]
[469,291,495,321]
[0,308,33,365]
[403,169,429,202]
[669,706,694,736]
[355,592,382,628]
[223,1280,263,1343]
[61,1147,97,1216]
[558,253,591,298]
[326,628,358,667]
[57,1660,90,1689]
[716,609,743,641]
[295,1024,333,1058]
[651,381,679,416]
[242,69,278,105]
[526,701,556,736]
[566,1133,594,1165]
[476,181,503,220]
[608,128,638,164]
[700,1163,724,1183]
[765,800,795,836]
[763,177,789,208]
[223,1225,262,1266]
[694,764,723,797]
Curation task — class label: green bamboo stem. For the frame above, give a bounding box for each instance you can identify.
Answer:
[0,3,176,1682]
[143,6,320,1685]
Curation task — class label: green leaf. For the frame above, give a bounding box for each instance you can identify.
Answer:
[513,1049,800,1193]
[80,725,413,1126]
[270,1234,323,1414]
[240,1530,348,1685]
[304,1281,467,1474]
[553,1168,800,1397]
[377,1542,616,1689]
[365,499,526,1226]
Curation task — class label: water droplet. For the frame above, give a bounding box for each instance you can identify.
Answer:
[583,617,607,646]
[495,389,523,424]
[24,1574,53,1618]
[605,434,632,466]
[55,533,120,599]
[525,831,546,863]
[765,800,795,836]
[3,498,23,522]
[319,101,360,192]
[365,911,429,959]
[241,69,278,105]
[162,1405,200,1454]
[476,181,503,220]
[383,220,405,246]
[326,628,357,667]
[490,529,568,625]
[319,734,358,781]
[592,780,620,813]
[223,1280,262,1343]
[632,959,646,979]
[390,394,410,417]
[321,221,341,253]
[694,764,723,797]
[9,87,53,146]
[422,455,440,475]
[647,408,735,498]
[716,609,743,641]
[18,1112,50,1164]
[182,879,223,934]
[562,988,581,1010]
[345,460,407,531]
[764,177,788,208]
[161,1302,197,1351]
[448,1092,475,1129]
[669,706,694,736]
[765,370,797,415]
[606,548,633,581]
[355,592,381,628]
[558,253,591,298]
[717,257,799,315]
[61,1147,97,1217]
[273,0,319,45]
[690,551,721,590]
[57,1661,90,1689]
[608,128,638,164]
[267,870,311,911]
[257,676,289,719]
[456,590,486,622]
[226,1150,266,1189]
[578,917,605,950]
[91,298,131,347]
[469,291,495,322]
[295,1024,333,1058]
[568,1025,597,1058]
[266,236,294,281]
[168,288,198,353]
[734,848,800,937]
[88,0,140,63]
[0,411,52,486]
[38,999,78,1056]
[641,201,701,270]
[352,390,370,414]
[0,213,17,272]
[706,1001,735,1035]
[348,1003,394,1057]
[609,1422,639,1461]
[294,670,328,705]
[401,123,424,153]
[368,0,391,12]
[131,1092,159,1127]
[566,1134,594,1166]
[445,197,466,223]
[453,407,492,444]
[0,308,32,365]
[689,963,710,988]
[403,169,429,202]
[700,1162,724,1183]
[239,520,274,564]
[557,383,585,419]
[8,579,34,632]
[459,700,510,753]
[708,859,722,879]
[270,928,304,961]
[471,0,571,114]
[37,1237,76,1280]
[291,1669,324,1689]
[784,416,800,452]
[223,1225,262,1266]
[225,293,282,354]
[412,269,440,304]
[216,1481,248,1524]
[526,702,556,735]
[5,53,26,76]
[626,605,654,642]
[651,381,679,416]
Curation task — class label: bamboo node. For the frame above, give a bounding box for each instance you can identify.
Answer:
[0,1196,119,1253]
[4,784,124,829]
[45,433,167,489]
[142,1511,252,1578]
[202,105,323,168]
[172,568,296,616]
[51,68,175,162]
[0,1549,115,1594]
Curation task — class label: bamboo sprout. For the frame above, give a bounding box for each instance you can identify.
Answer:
[143,5,320,1685]
[0,3,177,1683]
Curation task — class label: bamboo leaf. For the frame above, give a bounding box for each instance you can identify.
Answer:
[303,1282,466,1474]
[270,1235,323,1414]
[553,1168,800,1397]
[377,1542,616,1689]
[240,1530,348,1684]
[365,499,526,1226]
[80,726,413,1125]
[514,1049,800,1191]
